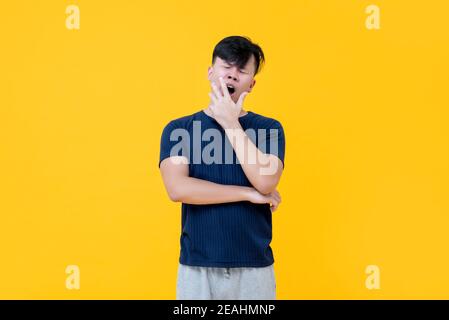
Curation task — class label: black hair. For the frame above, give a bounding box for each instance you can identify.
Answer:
[212,36,265,76]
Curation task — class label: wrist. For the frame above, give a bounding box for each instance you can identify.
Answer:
[221,119,242,131]
[240,186,254,201]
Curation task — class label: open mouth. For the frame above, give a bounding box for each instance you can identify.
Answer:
[226,85,236,95]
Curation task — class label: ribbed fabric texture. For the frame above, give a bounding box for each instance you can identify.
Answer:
[159,109,285,267]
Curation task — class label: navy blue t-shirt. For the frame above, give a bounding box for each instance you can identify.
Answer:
[159,109,285,268]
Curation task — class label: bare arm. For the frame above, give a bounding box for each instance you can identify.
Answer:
[208,77,284,195]
[224,124,283,195]
[159,156,281,210]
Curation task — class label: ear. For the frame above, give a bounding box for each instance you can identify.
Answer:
[207,66,213,81]
[248,79,256,92]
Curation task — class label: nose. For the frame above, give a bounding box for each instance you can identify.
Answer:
[226,68,239,82]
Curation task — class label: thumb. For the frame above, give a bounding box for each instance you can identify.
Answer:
[237,91,248,107]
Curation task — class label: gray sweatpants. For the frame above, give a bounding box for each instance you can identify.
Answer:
[176,263,276,300]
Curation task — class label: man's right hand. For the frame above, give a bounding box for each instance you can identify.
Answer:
[245,188,282,212]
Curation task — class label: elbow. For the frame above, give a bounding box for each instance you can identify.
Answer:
[252,170,282,194]
[166,187,182,202]
[254,180,277,195]
[256,186,275,196]
[168,193,181,202]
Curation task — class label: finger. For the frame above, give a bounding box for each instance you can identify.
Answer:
[237,91,248,107]
[211,81,222,99]
[208,92,218,105]
[209,104,217,116]
[270,197,279,208]
[274,190,281,202]
[272,196,281,211]
[218,77,231,99]
[274,193,281,203]
[271,191,280,203]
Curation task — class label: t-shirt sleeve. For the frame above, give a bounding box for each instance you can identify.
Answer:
[261,120,286,169]
[158,120,190,168]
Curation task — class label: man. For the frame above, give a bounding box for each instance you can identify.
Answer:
[159,36,285,300]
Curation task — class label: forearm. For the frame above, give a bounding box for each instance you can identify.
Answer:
[169,176,252,205]
[224,123,280,194]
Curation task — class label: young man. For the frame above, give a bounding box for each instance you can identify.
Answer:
[159,36,285,300]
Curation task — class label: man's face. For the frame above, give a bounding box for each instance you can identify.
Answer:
[207,55,257,104]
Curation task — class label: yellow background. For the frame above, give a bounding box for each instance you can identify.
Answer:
[1,0,448,299]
